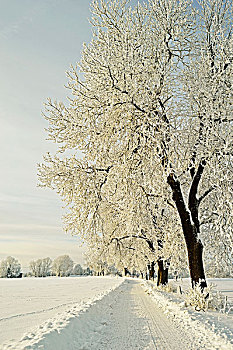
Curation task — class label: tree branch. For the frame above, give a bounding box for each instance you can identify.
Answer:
[110,235,155,252]
[188,158,207,231]
[198,186,215,205]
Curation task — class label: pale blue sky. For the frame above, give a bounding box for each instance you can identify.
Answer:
[0,0,93,268]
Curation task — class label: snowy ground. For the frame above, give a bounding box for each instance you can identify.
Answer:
[0,276,124,349]
[0,277,233,349]
[176,277,233,304]
[143,278,233,349]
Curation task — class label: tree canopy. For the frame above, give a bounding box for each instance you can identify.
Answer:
[38,0,233,286]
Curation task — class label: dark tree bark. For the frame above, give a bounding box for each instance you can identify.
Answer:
[157,259,168,286]
[157,240,169,286]
[167,171,207,289]
[147,263,150,280]
[149,261,155,280]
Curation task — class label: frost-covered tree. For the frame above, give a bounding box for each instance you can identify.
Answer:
[202,190,233,277]
[73,263,84,275]
[29,260,39,277]
[29,257,52,277]
[52,255,73,277]
[85,243,109,275]
[85,209,187,283]
[167,0,233,288]
[0,256,21,278]
[42,257,52,276]
[38,0,232,288]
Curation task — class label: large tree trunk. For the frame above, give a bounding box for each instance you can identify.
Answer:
[157,259,168,286]
[187,239,206,288]
[167,172,207,289]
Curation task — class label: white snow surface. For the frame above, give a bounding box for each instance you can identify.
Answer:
[0,276,233,349]
[177,278,233,304]
[143,279,233,350]
[0,276,124,349]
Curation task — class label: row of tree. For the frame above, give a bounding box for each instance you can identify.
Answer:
[0,255,88,278]
[28,255,89,277]
[38,0,233,288]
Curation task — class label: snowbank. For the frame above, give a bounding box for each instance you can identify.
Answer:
[142,281,233,350]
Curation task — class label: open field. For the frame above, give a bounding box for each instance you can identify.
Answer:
[0,276,123,347]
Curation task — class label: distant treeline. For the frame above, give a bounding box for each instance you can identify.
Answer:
[0,255,92,278]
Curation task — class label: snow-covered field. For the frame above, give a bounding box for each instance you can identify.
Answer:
[0,276,124,349]
[0,276,233,349]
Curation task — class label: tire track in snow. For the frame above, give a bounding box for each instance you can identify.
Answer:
[137,284,190,349]
[68,279,192,350]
